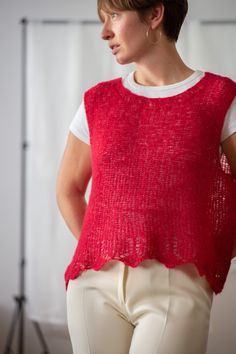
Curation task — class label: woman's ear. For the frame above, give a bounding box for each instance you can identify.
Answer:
[149,4,165,30]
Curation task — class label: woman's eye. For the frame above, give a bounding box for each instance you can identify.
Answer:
[111,13,118,19]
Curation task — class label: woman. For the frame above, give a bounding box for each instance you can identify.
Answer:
[56,1,236,353]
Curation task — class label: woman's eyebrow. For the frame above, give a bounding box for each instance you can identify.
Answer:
[99,7,119,23]
[99,10,108,23]
[99,11,110,23]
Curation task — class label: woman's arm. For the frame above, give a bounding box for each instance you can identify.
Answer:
[221,132,236,180]
[56,132,92,241]
[221,132,236,259]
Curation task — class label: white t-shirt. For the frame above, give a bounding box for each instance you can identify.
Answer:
[69,70,236,153]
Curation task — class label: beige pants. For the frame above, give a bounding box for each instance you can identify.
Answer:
[66,259,213,354]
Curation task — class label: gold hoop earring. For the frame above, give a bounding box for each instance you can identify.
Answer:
[146,27,162,45]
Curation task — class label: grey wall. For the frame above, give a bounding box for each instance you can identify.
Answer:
[0,1,236,353]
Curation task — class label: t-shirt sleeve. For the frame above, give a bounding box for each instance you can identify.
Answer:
[221,97,236,142]
[69,100,90,145]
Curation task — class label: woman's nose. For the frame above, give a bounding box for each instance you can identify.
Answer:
[100,25,114,41]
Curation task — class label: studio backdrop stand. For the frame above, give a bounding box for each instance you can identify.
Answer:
[3,17,51,354]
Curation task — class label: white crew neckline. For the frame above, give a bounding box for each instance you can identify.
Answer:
[122,70,205,98]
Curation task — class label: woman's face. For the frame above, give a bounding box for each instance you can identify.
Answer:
[100,8,151,65]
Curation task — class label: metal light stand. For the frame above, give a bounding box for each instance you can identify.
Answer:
[3,18,51,354]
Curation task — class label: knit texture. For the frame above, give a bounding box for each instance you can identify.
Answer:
[64,71,236,294]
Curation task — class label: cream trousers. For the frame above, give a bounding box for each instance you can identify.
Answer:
[66,259,214,354]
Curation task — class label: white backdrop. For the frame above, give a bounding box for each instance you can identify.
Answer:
[25,19,236,325]
[25,20,134,325]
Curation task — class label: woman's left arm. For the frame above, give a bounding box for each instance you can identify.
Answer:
[221,132,236,258]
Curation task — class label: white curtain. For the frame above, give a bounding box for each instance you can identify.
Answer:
[25,20,134,326]
[25,19,236,326]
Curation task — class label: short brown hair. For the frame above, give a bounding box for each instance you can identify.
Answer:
[97,0,188,42]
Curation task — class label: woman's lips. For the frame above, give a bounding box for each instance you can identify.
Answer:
[112,45,120,54]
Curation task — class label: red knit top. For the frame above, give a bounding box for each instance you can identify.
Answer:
[64,71,236,294]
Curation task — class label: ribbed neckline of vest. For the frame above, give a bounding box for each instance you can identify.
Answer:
[116,71,212,101]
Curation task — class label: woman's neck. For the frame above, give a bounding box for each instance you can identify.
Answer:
[133,41,194,87]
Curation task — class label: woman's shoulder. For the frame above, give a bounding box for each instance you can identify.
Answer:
[204,71,236,99]
[206,71,235,86]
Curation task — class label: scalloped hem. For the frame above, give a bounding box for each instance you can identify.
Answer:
[64,255,223,294]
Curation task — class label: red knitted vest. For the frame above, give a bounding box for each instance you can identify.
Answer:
[64,71,236,294]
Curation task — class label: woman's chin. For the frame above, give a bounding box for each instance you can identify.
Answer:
[115,55,133,65]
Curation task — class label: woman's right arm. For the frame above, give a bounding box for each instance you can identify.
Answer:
[56,131,92,241]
